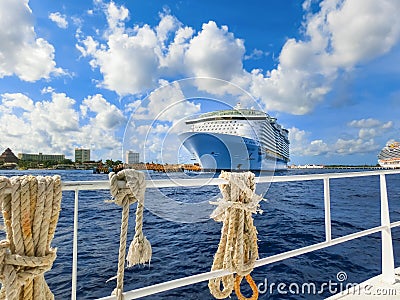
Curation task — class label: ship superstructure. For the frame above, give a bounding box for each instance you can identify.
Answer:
[178,104,289,171]
[378,142,400,168]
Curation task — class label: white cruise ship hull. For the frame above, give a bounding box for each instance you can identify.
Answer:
[179,132,287,171]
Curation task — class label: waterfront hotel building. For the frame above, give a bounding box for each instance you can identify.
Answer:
[18,152,65,162]
[74,148,91,163]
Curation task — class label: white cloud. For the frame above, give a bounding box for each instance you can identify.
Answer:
[0,92,124,159]
[348,118,382,128]
[77,5,160,95]
[0,0,64,81]
[302,0,313,11]
[76,36,98,58]
[76,0,400,115]
[156,13,180,46]
[33,93,79,132]
[71,0,400,160]
[327,0,400,68]
[159,26,194,76]
[1,93,34,111]
[80,94,126,129]
[289,127,329,156]
[76,3,248,96]
[105,1,129,31]
[334,138,379,155]
[244,49,266,60]
[146,80,200,121]
[41,86,55,94]
[307,140,330,156]
[122,80,201,162]
[185,21,245,82]
[289,117,393,157]
[334,118,392,154]
[49,12,68,29]
[347,118,393,140]
[250,0,400,114]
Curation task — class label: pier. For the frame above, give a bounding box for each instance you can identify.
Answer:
[290,164,387,170]
[118,163,202,173]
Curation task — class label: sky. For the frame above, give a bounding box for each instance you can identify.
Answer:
[1,0,400,165]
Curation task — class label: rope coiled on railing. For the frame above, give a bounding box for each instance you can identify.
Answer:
[208,171,262,300]
[108,170,151,300]
[0,175,61,300]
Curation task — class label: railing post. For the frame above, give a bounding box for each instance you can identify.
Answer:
[71,189,79,300]
[379,174,395,283]
[323,177,331,242]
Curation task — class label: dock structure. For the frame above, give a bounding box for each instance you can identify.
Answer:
[122,163,202,173]
[145,163,201,172]
[93,164,124,174]
[290,165,387,170]
[146,163,182,172]
[323,166,386,170]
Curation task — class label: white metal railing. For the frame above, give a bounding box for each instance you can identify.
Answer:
[57,169,400,299]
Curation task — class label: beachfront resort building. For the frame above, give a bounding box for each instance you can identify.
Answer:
[125,151,140,164]
[18,152,65,162]
[75,148,91,163]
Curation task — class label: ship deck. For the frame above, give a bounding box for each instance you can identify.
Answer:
[2,169,400,299]
[68,169,400,299]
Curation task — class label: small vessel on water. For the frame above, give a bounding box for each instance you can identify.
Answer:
[179,103,290,171]
[378,141,400,168]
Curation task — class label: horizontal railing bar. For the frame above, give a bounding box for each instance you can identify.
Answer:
[98,268,231,300]
[52,169,400,191]
[390,221,400,228]
[2,170,400,193]
[267,169,400,182]
[96,225,386,300]
[62,181,111,191]
[255,225,385,267]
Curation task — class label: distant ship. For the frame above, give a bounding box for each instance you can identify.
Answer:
[378,142,400,168]
[178,104,290,171]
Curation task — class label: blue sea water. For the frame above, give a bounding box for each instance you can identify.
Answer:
[0,169,400,299]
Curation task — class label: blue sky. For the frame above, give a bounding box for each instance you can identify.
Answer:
[1,0,399,165]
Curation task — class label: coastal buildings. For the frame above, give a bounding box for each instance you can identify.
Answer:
[75,148,90,163]
[18,152,65,162]
[0,148,19,164]
[125,151,140,164]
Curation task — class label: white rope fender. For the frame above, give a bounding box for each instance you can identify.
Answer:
[208,171,263,299]
[108,170,151,300]
[0,175,61,300]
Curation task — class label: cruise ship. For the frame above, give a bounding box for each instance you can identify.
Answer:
[378,141,400,168]
[178,104,290,171]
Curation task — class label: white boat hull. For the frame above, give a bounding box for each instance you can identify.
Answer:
[179,132,288,171]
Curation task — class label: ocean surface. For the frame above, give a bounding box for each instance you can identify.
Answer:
[0,168,399,299]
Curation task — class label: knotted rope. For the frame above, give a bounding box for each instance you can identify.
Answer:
[108,170,151,300]
[0,175,61,300]
[208,171,262,300]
